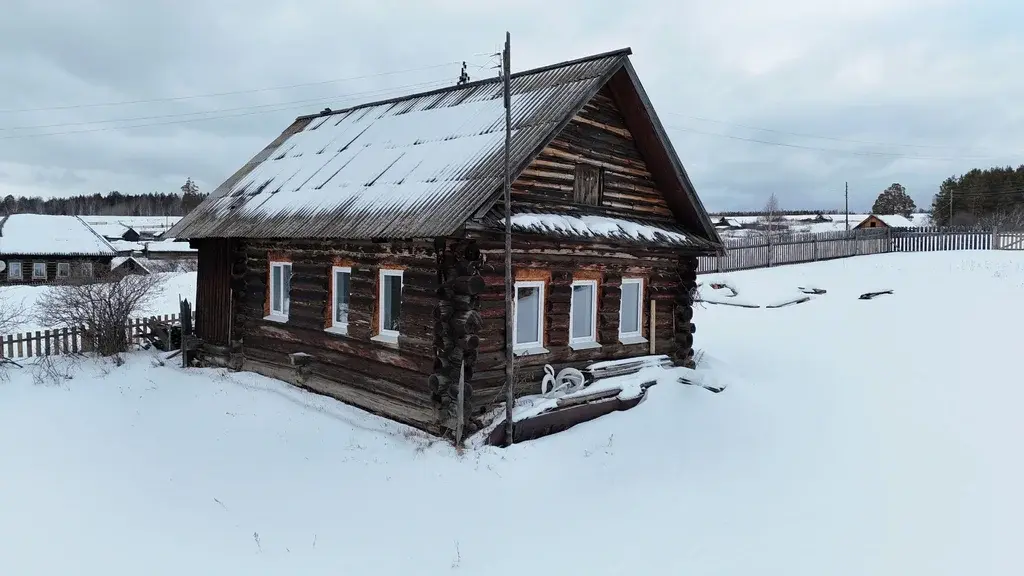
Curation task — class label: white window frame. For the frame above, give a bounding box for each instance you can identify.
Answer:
[374,268,404,344]
[512,280,546,354]
[327,265,351,335]
[32,262,47,280]
[56,262,71,278]
[618,278,646,344]
[7,261,22,281]
[81,262,94,278]
[568,279,600,350]
[266,260,292,322]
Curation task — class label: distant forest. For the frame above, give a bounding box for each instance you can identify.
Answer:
[929,165,1024,228]
[0,178,208,217]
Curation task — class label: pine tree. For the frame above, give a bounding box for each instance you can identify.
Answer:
[872,183,916,218]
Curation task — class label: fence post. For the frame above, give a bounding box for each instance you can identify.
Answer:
[992,226,999,250]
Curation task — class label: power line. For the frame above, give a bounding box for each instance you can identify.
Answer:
[665,124,1003,161]
[0,61,466,114]
[663,112,995,152]
[0,79,457,140]
[0,78,453,133]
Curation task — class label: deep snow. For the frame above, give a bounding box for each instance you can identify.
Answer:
[1,251,1022,575]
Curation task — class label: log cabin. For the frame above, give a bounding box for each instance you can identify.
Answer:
[0,214,116,285]
[166,48,725,438]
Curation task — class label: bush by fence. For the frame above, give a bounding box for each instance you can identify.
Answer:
[698,226,1024,274]
[0,313,192,361]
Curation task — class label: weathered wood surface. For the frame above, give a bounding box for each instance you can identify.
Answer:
[499,86,676,223]
[230,238,441,433]
[466,230,697,416]
[0,255,113,286]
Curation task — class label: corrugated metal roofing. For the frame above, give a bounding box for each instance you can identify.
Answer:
[169,49,633,240]
[0,214,117,257]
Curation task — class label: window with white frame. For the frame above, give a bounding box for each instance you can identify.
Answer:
[81,262,93,278]
[7,261,22,280]
[268,261,292,319]
[32,262,46,280]
[513,280,545,350]
[57,262,70,278]
[378,269,403,339]
[569,279,598,347]
[329,265,351,334]
[619,278,644,341]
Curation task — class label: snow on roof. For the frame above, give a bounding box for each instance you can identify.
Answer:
[0,214,116,257]
[109,240,144,253]
[88,222,133,239]
[873,214,915,227]
[508,212,699,246]
[111,256,151,273]
[144,240,195,253]
[169,50,640,241]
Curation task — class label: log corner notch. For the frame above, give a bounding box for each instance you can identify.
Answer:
[673,255,698,369]
[428,238,485,442]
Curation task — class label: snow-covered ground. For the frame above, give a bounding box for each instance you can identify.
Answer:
[1,251,1022,575]
[0,271,196,334]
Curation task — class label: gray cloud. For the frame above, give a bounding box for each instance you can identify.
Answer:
[1,0,1021,213]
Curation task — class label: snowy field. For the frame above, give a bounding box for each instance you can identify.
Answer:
[0,272,197,334]
[1,251,1022,575]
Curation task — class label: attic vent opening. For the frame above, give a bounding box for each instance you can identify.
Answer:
[573,163,603,206]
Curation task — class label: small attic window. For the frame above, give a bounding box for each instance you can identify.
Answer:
[573,163,603,206]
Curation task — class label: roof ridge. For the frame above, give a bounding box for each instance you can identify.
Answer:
[295,47,632,122]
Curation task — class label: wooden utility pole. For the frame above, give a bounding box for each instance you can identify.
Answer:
[501,32,515,445]
[845,181,849,231]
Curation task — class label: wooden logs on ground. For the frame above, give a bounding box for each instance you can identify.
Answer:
[427,239,484,442]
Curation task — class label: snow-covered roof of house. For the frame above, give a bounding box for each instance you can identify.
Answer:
[109,240,144,253]
[111,255,152,273]
[0,214,117,257]
[873,214,915,227]
[88,222,134,240]
[144,239,196,253]
[79,216,181,232]
[167,48,723,249]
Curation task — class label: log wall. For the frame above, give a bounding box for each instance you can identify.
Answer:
[504,86,675,222]
[467,231,697,416]
[231,238,441,433]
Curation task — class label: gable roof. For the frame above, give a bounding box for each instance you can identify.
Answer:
[855,214,915,228]
[0,214,117,257]
[168,49,722,248]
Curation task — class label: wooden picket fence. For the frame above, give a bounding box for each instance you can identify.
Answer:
[698,226,1024,274]
[0,313,192,361]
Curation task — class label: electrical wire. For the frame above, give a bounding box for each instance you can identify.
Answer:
[0,61,466,114]
[0,78,454,133]
[665,124,1003,161]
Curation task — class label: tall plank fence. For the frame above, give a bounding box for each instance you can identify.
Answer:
[0,313,192,361]
[698,226,1024,274]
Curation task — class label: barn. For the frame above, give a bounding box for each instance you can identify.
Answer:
[166,48,725,438]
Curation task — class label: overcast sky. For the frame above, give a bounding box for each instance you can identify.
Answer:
[1,0,1021,213]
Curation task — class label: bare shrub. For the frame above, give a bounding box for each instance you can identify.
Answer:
[34,274,164,357]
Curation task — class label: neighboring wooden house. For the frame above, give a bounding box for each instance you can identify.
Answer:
[142,238,197,262]
[110,255,152,276]
[854,214,915,229]
[0,214,116,285]
[713,216,741,229]
[166,48,725,438]
[88,222,142,243]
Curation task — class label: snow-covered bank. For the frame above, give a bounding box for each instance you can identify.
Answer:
[1,251,1022,575]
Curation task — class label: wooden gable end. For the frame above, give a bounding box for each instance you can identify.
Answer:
[508,86,675,223]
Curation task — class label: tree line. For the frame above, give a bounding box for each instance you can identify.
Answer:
[0,178,207,217]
